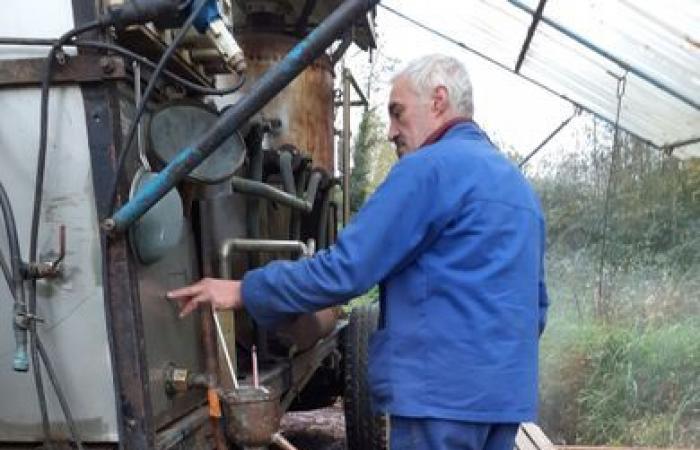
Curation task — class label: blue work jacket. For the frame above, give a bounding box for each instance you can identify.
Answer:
[242,121,548,423]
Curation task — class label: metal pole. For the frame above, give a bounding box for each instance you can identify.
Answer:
[105,0,380,233]
[519,109,577,168]
[509,0,699,111]
[342,66,352,225]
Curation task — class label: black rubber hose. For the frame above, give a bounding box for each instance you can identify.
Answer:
[28,20,103,450]
[0,181,28,381]
[0,37,246,96]
[107,0,211,215]
[278,150,297,194]
[0,182,23,302]
[36,336,84,449]
[0,247,11,290]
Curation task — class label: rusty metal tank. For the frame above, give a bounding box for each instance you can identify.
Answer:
[238,32,335,172]
[212,32,340,353]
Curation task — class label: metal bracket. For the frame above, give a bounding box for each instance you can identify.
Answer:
[24,225,66,279]
[0,54,126,88]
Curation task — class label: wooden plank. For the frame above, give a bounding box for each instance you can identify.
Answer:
[516,426,539,450]
[522,422,556,450]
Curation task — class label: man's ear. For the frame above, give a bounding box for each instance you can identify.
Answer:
[432,85,450,115]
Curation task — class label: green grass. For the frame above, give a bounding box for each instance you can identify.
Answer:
[539,250,700,447]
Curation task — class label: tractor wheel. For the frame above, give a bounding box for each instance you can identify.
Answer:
[343,302,388,450]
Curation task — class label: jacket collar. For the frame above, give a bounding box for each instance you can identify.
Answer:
[420,117,473,147]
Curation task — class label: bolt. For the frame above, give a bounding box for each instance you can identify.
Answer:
[100,57,115,74]
[101,218,116,232]
[55,50,67,65]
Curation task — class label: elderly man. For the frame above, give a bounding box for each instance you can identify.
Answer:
[168,54,548,450]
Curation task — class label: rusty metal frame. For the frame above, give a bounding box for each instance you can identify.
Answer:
[71,1,157,449]
[0,54,126,88]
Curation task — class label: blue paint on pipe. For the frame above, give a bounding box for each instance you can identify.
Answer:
[111,147,201,231]
[108,0,374,233]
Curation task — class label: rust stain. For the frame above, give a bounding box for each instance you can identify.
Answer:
[239,33,335,172]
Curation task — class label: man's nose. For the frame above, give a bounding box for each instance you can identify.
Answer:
[388,123,398,143]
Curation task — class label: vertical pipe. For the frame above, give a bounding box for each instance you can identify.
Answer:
[342,67,352,225]
[107,0,381,233]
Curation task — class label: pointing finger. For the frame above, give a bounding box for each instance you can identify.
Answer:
[167,283,202,300]
[179,292,210,318]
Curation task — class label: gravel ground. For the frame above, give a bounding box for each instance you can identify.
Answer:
[279,401,347,450]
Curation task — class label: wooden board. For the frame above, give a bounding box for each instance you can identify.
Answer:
[516,423,556,450]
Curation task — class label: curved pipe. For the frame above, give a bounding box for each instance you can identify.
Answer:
[219,238,311,279]
[231,176,320,213]
[278,150,297,195]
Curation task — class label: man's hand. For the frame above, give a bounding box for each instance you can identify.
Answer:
[167,278,243,318]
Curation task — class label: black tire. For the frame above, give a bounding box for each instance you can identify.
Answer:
[343,302,388,450]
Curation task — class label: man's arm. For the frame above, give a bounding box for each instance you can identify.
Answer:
[241,154,453,328]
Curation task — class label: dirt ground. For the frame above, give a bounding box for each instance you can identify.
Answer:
[279,400,346,450]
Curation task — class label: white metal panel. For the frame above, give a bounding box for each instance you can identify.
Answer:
[0,0,119,442]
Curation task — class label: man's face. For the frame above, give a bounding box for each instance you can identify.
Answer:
[387,76,436,158]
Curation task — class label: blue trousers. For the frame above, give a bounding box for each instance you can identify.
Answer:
[390,416,519,450]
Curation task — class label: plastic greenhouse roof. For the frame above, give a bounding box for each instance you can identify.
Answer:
[383,0,700,159]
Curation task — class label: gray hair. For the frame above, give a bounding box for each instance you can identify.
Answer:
[392,54,473,117]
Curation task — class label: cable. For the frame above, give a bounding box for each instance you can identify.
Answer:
[36,336,85,450]
[0,247,11,294]
[107,0,210,215]
[81,41,247,95]
[596,73,627,318]
[0,37,246,96]
[28,19,103,450]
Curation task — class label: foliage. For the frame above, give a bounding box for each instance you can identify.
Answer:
[349,108,397,214]
[535,116,700,446]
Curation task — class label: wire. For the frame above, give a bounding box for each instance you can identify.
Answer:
[28,19,102,450]
[0,247,11,292]
[36,336,84,449]
[107,0,210,215]
[0,37,246,96]
[596,73,627,318]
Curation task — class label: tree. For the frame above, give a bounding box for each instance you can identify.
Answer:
[349,108,388,213]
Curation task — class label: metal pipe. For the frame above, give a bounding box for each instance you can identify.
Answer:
[220,239,311,268]
[278,150,297,194]
[305,170,323,204]
[0,181,28,372]
[519,109,578,168]
[663,136,700,152]
[232,177,315,212]
[247,132,264,242]
[508,0,699,111]
[342,67,352,225]
[348,70,369,111]
[271,433,300,450]
[105,0,380,233]
[514,0,547,73]
[317,185,333,249]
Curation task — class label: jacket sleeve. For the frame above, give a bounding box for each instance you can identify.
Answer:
[241,154,450,328]
[538,218,549,336]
